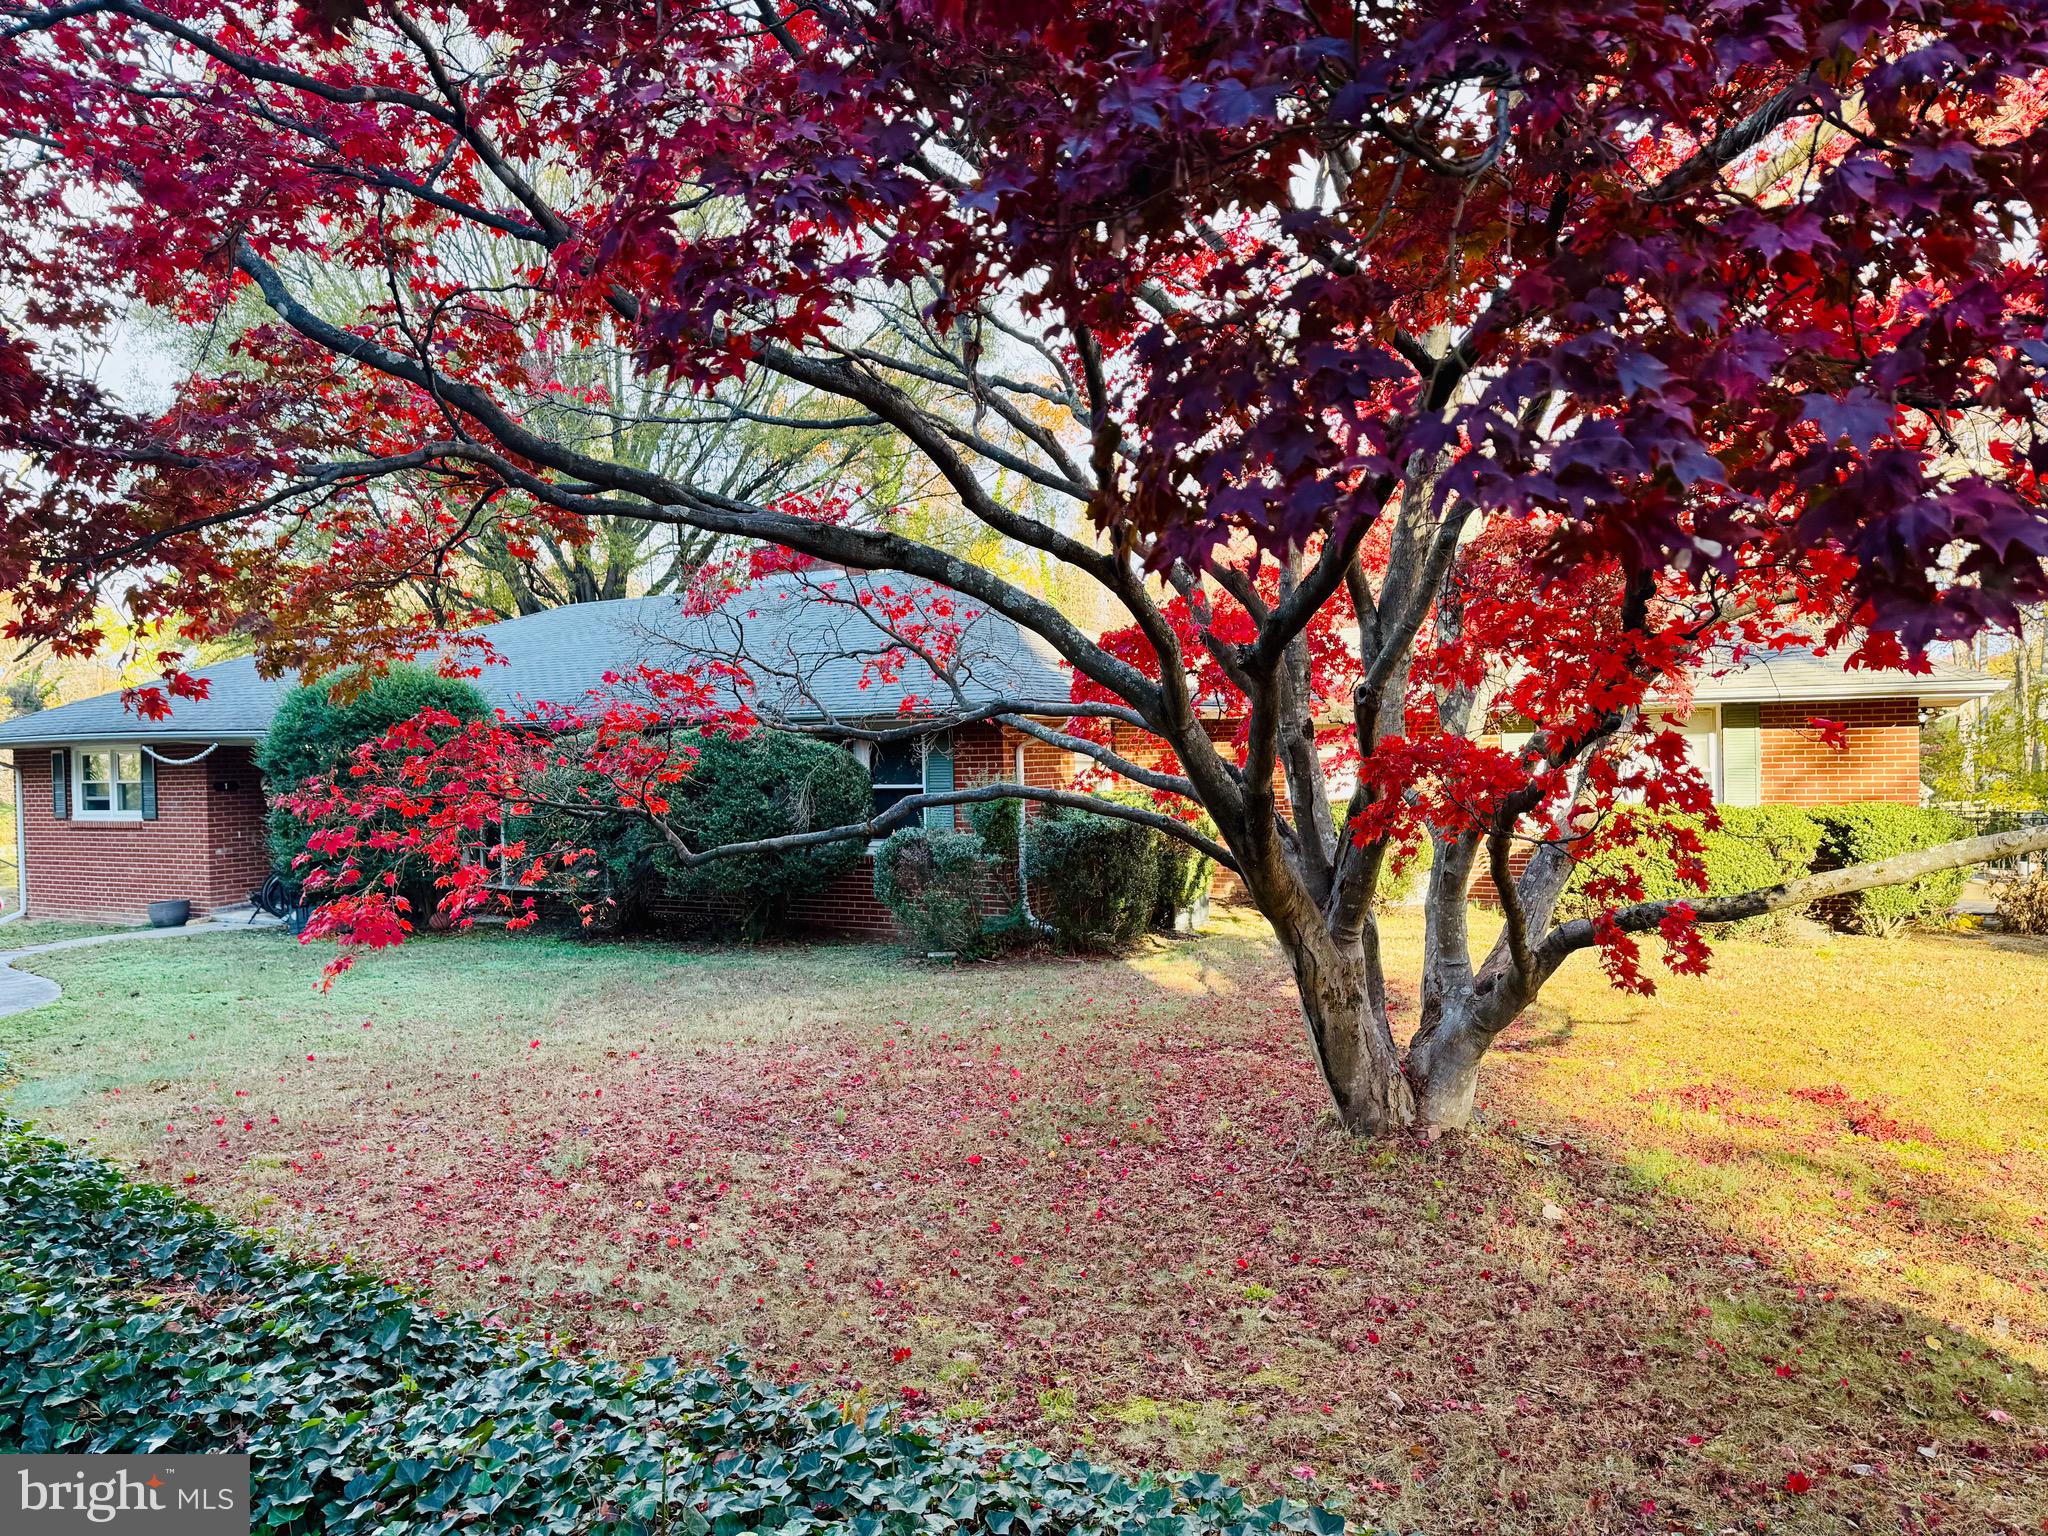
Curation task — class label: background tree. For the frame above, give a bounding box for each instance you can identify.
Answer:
[1925,612,2048,806]
[129,221,911,625]
[7,0,2048,1133]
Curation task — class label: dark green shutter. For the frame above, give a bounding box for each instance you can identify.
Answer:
[140,753,158,820]
[922,734,955,829]
[1721,704,1761,806]
[50,750,67,819]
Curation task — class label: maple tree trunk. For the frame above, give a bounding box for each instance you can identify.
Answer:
[1405,1004,1489,1131]
[1272,911,1418,1135]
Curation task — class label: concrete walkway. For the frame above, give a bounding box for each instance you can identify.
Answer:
[0,915,282,1020]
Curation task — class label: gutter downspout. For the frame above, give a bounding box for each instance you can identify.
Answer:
[1013,740,1050,934]
[2,755,24,925]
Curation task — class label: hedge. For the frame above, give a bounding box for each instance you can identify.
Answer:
[648,731,870,935]
[873,828,992,955]
[1560,803,1965,937]
[0,1120,1356,1536]
[1806,802,1971,936]
[1150,830,1214,930]
[1024,808,1163,951]
[258,665,493,794]
[519,731,871,937]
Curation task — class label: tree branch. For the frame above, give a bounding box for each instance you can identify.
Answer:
[618,780,1240,871]
[1531,826,2048,977]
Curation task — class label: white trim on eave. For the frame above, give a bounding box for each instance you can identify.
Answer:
[0,730,265,749]
[1688,674,2006,710]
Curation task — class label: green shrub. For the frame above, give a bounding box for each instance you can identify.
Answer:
[965,795,1021,864]
[1560,804,1824,935]
[0,1120,1347,1536]
[961,798,1043,948]
[1325,800,1430,907]
[517,731,870,937]
[511,751,675,932]
[1558,802,1969,938]
[1807,802,1971,936]
[259,665,491,911]
[652,732,871,934]
[1061,789,1218,936]
[874,827,993,955]
[1150,829,1215,928]
[1373,836,1434,908]
[1024,807,1162,951]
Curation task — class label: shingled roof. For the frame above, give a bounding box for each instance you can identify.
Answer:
[0,574,1074,748]
[1687,646,2002,709]
[0,581,2006,751]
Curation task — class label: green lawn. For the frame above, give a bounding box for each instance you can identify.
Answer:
[1,914,2042,1535]
[0,918,141,949]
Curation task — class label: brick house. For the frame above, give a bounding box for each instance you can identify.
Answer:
[0,579,1088,929]
[0,586,2004,928]
[1493,648,2000,807]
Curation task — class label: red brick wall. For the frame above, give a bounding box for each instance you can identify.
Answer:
[1759,698,1922,805]
[1467,847,1531,908]
[13,745,270,920]
[947,720,1009,830]
[783,861,903,940]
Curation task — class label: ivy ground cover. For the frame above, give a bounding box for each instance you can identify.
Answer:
[0,1122,1346,1536]
[1,914,2043,1534]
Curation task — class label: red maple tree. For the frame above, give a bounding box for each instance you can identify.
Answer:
[6,0,2048,1131]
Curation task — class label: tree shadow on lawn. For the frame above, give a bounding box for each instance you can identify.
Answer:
[11,926,2047,1536]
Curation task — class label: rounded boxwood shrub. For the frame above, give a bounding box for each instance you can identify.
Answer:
[1806,802,1971,936]
[1024,806,1162,951]
[874,827,993,955]
[1150,829,1214,929]
[258,663,493,793]
[652,731,871,933]
[965,795,1021,864]
[1069,788,1219,935]
[520,730,871,936]
[258,665,491,911]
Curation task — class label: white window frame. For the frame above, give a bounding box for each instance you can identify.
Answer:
[72,744,147,822]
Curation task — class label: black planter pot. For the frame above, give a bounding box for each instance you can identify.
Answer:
[147,899,192,928]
